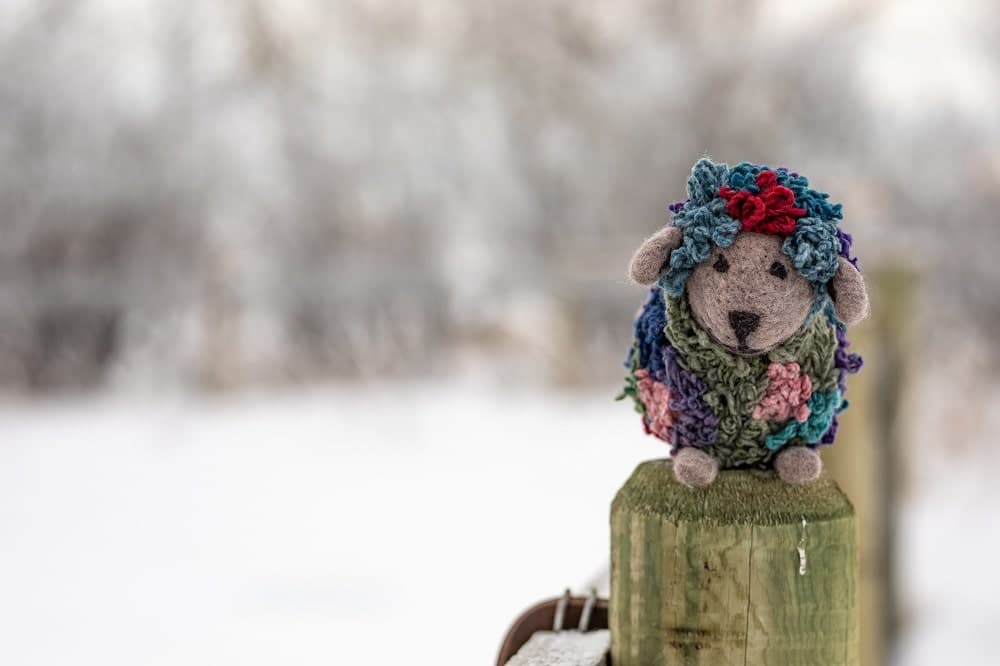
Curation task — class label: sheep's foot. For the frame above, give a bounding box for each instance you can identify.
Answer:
[672,447,718,488]
[775,446,823,484]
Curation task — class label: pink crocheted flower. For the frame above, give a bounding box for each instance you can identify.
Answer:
[753,362,812,423]
[636,369,674,441]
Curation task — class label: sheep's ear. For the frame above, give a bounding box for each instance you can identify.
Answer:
[629,226,683,285]
[830,257,870,325]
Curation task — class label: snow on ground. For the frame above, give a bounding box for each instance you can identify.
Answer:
[0,383,650,666]
[893,376,1000,666]
[896,456,1000,666]
[0,381,996,665]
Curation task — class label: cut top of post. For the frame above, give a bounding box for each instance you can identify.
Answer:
[612,459,854,526]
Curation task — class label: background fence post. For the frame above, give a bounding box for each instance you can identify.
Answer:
[823,266,916,666]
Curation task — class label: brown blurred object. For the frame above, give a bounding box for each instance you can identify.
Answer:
[496,595,609,666]
[823,267,916,666]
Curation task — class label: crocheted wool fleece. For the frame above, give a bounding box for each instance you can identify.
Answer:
[619,158,862,469]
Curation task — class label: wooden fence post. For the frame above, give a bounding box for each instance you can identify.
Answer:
[610,460,859,665]
[823,266,915,666]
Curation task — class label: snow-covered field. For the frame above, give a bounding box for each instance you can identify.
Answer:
[0,382,996,665]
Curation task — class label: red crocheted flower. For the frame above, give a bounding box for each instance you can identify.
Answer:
[718,170,806,236]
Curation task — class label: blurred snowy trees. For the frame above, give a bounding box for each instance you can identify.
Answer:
[0,0,996,391]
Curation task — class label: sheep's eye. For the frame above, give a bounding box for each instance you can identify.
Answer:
[769,261,788,280]
[713,255,729,273]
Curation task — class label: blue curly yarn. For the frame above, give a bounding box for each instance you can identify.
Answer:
[777,169,843,221]
[724,162,764,192]
[626,288,669,380]
[660,159,740,296]
[783,216,842,284]
[686,159,728,204]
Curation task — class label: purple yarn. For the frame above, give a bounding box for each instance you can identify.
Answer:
[667,200,687,215]
[816,228,861,445]
[833,323,863,393]
[836,227,860,269]
[819,321,862,445]
[662,344,719,450]
[820,415,839,445]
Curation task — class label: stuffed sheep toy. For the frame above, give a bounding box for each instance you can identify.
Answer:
[621,158,869,488]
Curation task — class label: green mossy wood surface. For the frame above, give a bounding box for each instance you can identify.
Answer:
[610,460,858,666]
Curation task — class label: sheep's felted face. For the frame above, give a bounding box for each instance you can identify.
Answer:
[686,232,812,354]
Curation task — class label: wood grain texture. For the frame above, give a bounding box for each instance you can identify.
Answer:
[610,459,858,666]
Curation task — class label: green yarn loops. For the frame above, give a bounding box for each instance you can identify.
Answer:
[765,389,844,450]
[664,294,840,468]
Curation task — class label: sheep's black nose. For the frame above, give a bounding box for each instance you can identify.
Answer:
[728,310,760,342]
